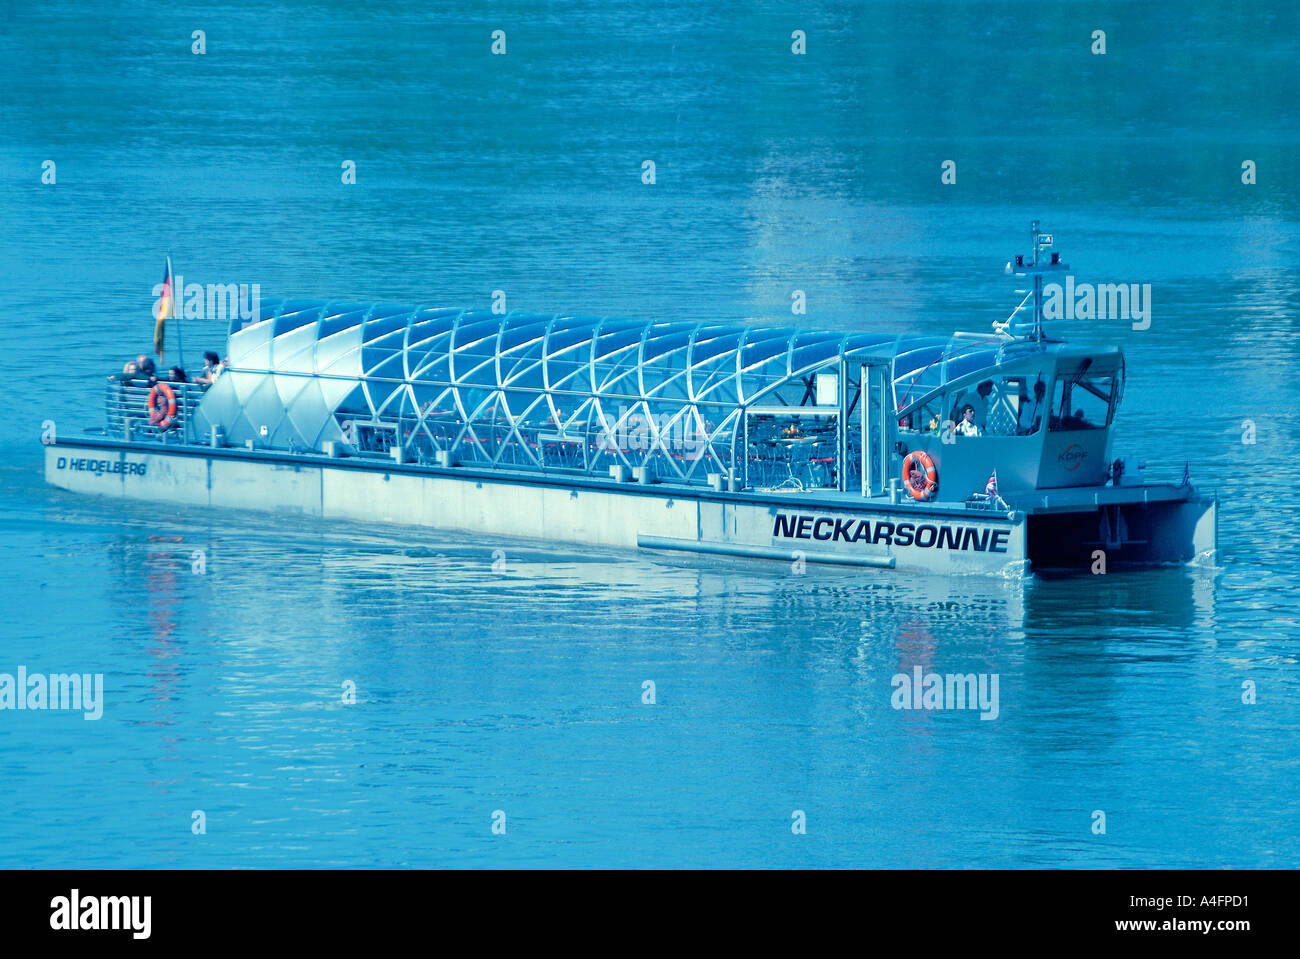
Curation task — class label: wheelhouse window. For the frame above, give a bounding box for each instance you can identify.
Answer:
[945,376,1048,437]
[908,375,1048,439]
[896,396,945,435]
[1049,373,1116,431]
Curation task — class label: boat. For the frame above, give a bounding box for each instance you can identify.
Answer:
[44,224,1217,576]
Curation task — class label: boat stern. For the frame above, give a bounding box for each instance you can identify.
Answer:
[1016,483,1217,572]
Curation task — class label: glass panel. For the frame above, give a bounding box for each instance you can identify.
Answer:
[746,411,838,490]
[897,395,945,437]
[1049,374,1114,431]
[946,375,1049,437]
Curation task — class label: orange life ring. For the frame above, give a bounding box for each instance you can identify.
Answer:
[148,382,178,430]
[902,449,938,501]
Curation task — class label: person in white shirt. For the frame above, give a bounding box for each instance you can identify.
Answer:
[955,403,982,437]
[196,351,224,385]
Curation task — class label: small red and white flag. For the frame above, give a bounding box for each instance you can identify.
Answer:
[986,469,999,498]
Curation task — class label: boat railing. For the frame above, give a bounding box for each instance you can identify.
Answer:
[992,289,1035,338]
[105,379,208,444]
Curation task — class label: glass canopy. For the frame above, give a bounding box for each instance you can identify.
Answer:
[193,298,1034,486]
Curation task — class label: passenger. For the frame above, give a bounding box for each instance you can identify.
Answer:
[169,366,188,383]
[1016,384,1032,434]
[955,403,982,437]
[111,355,156,383]
[195,351,222,385]
[973,380,993,422]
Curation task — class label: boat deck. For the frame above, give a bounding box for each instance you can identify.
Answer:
[56,432,1196,519]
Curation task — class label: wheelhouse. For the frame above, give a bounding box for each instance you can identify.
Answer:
[890,342,1125,495]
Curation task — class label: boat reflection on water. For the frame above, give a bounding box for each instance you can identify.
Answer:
[102,496,1215,670]
[86,477,1218,772]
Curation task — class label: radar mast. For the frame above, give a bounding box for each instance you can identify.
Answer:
[1000,221,1069,340]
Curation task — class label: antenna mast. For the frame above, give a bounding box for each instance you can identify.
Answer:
[1005,220,1068,340]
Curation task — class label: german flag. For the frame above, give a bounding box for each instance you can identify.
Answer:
[154,256,174,359]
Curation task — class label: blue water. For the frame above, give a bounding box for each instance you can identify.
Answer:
[1,1,1297,867]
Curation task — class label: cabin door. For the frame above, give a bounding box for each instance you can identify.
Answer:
[861,362,889,497]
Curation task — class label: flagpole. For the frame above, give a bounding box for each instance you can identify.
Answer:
[170,255,183,374]
[156,256,166,365]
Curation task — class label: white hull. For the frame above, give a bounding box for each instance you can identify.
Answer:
[45,440,1034,577]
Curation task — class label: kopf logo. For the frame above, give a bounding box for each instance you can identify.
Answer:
[1059,444,1086,470]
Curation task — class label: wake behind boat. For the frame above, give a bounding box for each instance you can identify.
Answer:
[44,224,1217,576]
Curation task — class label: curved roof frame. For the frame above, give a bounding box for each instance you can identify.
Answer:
[215,299,1100,481]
